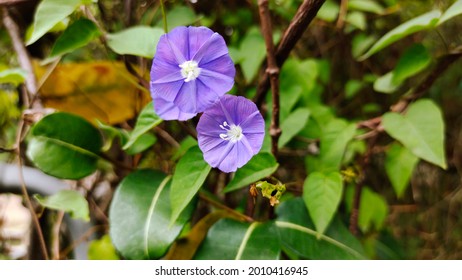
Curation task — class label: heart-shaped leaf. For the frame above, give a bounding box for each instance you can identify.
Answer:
[194,219,280,260]
[359,10,441,60]
[170,146,211,224]
[385,143,419,198]
[109,170,193,259]
[34,189,89,221]
[303,171,343,235]
[223,152,278,193]
[382,99,446,169]
[276,197,366,259]
[26,112,102,179]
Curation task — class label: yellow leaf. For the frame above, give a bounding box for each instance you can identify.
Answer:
[35,61,150,124]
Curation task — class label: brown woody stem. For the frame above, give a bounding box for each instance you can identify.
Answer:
[258,0,281,158]
[254,0,326,108]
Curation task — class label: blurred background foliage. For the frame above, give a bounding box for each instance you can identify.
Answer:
[1,0,462,260]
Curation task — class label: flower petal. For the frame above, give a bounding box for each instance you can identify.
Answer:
[172,80,197,113]
[153,97,196,121]
[150,80,184,102]
[200,54,236,78]
[196,110,227,138]
[163,26,189,63]
[187,26,215,60]
[242,133,264,154]
[240,111,266,134]
[194,79,225,112]
[198,67,235,96]
[193,33,230,65]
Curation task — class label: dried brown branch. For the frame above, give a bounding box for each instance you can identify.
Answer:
[254,0,326,107]
[258,0,281,158]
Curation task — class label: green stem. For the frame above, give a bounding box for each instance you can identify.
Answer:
[159,0,168,33]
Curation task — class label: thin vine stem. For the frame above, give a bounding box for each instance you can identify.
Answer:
[159,0,168,33]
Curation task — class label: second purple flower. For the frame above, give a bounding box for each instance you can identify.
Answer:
[197,95,265,173]
[150,26,236,120]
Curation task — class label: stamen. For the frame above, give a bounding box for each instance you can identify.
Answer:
[219,121,243,143]
[179,60,201,82]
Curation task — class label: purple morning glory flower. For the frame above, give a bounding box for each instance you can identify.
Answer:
[150,26,236,120]
[197,95,265,173]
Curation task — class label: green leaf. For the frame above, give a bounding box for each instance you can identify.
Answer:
[109,170,193,259]
[359,10,441,60]
[223,152,279,193]
[303,171,343,235]
[374,44,431,94]
[170,146,211,224]
[439,0,462,25]
[26,0,84,45]
[345,79,364,99]
[346,186,388,232]
[279,58,319,112]
[351,33,376,58]
[382,99,446,169]
[348,0,385,14]
[125,133,156,155]
[107,26,164,58]
[346,11,367,31]
[392,43,432,84]
[276,197,366,259]
[373,71,399,94]
[279,108,310,148]
[123,101,162,150]
[0,68,27,86]
[317,0,340,22]
[34,190,89,221]
[385,143,419,198]
[358,188,388,232]
[50,18,100,57]
[26,112,102,179]
[88,235,120,260]
[172,136,197,161]
[310,119,357,172]
[96,120,128,151]
[239,28,266,82]
[164,6,196,29]
[194,219,280,260]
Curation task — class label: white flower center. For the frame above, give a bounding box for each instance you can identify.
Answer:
[179,60,201,82]
[219,121,243,143]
